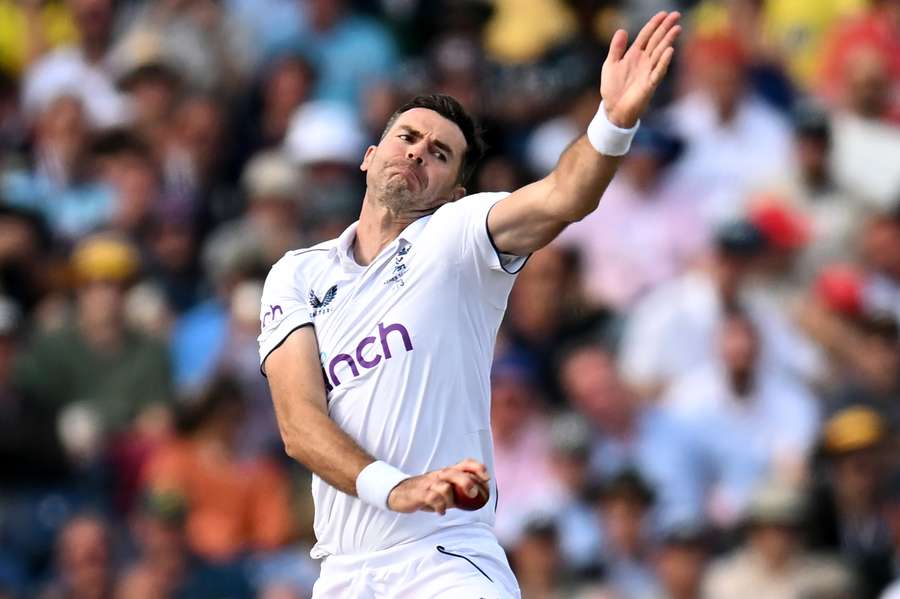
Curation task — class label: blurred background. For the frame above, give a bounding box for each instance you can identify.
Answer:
[0,0,899,598]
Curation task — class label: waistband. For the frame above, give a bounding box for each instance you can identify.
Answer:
[318,523,499,571]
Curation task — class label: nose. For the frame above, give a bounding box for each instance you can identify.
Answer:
[406,146,424,165]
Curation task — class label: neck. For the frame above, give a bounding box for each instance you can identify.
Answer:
[728,368,754,397]
[353,194,417,265]
[803,166,830,193]
[670,588,700,599]
[78,315,123,351]
[715,98,739,126]
[82,38,107,64]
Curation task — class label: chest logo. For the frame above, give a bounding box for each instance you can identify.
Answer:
[384,244,411,287]
[309,284,338,316]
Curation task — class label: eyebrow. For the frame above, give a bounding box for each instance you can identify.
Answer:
[398,125,455,158]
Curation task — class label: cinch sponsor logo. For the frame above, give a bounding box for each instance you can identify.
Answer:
[323,322,413,391]
[261,304,283,329]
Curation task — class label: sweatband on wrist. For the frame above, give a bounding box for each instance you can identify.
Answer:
[356,460,410,510]
[586,100,640,156]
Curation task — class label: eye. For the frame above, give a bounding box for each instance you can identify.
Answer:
[434,152,446,162]
[398,134,411,142]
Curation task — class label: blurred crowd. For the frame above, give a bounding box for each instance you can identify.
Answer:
[0,0,899,598]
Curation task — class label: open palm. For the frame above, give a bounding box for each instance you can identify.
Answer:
[601,11,682,128]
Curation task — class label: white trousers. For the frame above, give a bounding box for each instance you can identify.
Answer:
[311,526,521,599]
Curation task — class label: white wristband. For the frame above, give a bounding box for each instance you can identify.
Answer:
[356,460,410,510]
[586,100,639,156]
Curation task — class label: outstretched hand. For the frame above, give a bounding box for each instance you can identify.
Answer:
[602,11,682,128]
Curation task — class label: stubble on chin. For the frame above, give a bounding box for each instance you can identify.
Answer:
[374,172,418,216]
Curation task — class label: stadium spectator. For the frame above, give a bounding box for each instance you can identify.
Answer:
[822,315,900,426]
[490,358,559,548]
[141,376,295,562]
[702,480,855,599]
[37,513,117,599]
[159,92,238,236]
[503,244,611,400]
[762,101,867,279]
[807,407,895,599]
[620,219,824,397]
[819,0,900,124]
[508,514,569,599]
[13,233,172,466]
[646,521,709,599]
[861,212,900,325]
[116,491,253,599]
[282,100,366,239]
[114,54,181,153]
[278,0,397,110]
[20,0,128,129]
[2,95,113,241]
[234,52,316,166]
[560,341,701,527]
[557,122,707,310]
[591,469,659,598]
[661,310,820,526]
[546,411,602,574]
[114,0,254,94]
[667,32,793,225]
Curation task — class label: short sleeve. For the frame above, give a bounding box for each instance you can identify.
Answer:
[450,192,529,275]
[257,254,313,373]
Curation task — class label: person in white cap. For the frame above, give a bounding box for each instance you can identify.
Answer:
[259,11,682,598]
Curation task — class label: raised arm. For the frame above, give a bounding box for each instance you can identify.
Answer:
[488,11,682,256]
[265,326,490,515]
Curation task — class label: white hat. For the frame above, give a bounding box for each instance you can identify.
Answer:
[242,150,303,200]
[284,101,366,166]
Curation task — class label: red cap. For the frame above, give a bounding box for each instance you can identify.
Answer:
[749,200,811,250]
[815,264,863,316]
[687,32,747,68]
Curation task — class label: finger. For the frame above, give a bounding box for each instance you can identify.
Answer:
[645,12,681,56]
[607,29,628,63]
[633,11,668,51]
[426,484,451,515]
[439,470,479,497]
[650,25,682,65]
[650,47,675,87]
[454,459,490,482]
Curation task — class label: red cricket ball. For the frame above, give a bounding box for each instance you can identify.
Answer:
[452,474,490,511]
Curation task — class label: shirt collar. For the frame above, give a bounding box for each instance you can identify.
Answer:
[329,215,431,265]
[331,221,359,260]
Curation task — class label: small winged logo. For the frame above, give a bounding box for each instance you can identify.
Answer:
[309,284,338,309]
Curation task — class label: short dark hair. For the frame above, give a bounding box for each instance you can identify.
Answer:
[381,94,485,185]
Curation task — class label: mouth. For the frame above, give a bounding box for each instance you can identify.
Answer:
[391,164,424,190]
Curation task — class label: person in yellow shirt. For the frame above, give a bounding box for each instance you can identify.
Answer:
[0,0,76,76]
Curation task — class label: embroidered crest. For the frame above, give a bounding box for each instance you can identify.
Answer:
[309,285,338,309]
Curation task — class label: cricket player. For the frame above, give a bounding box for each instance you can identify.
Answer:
[259,11,681,598]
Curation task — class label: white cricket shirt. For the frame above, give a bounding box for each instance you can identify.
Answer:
[258,192,526,558]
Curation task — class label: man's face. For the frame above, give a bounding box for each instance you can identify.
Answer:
[719,316,759,375]
[656,544,706,597]
[361,108,467,216]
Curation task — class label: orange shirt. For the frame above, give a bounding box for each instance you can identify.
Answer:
[143,438,295,561]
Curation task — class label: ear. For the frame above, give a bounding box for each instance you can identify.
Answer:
[360,145,377,172]
[450,185,467,202]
